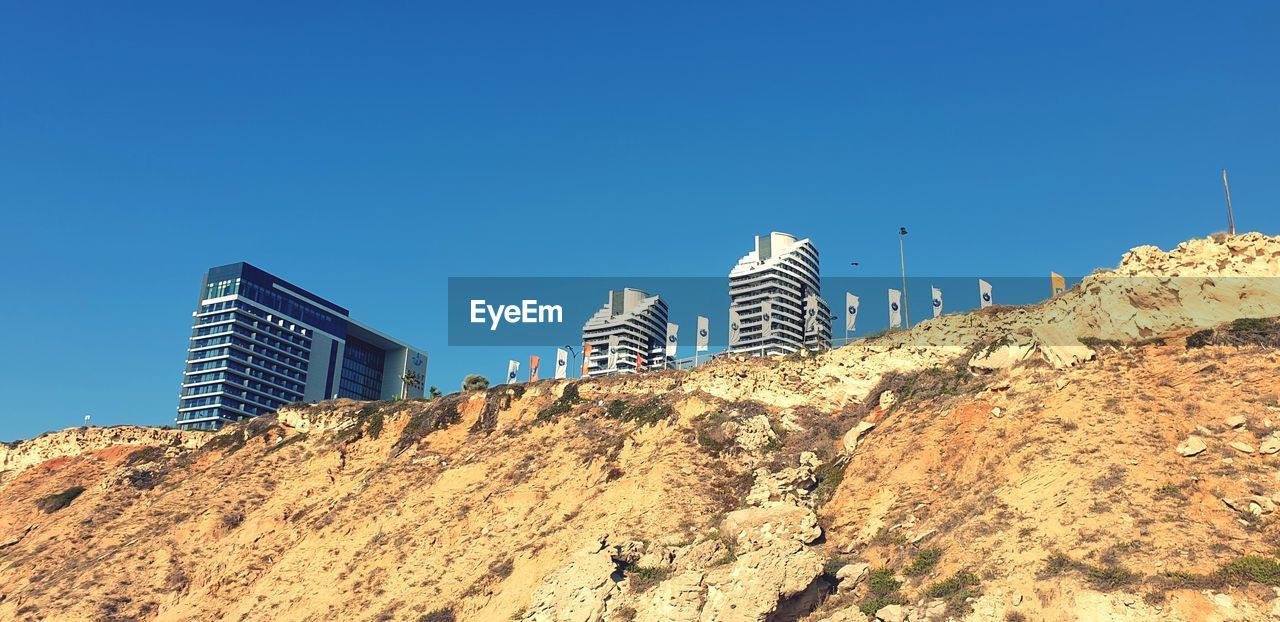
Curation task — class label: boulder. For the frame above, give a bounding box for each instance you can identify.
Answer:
[1229,441,1256,454]
[875,603,906,622]
[699,540,824,622]
[522,537,620,622]
[634,571,704,622]
[720,504,822,553]
[1262,438,1280,455]
[1226,415,1248,429]
[835,562,870,585]
[842,421,876,454]
[1176,436,1207,457]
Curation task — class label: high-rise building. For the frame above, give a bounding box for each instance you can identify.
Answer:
[177,263,426,431]
[728,232,831,356]
[582,288,669,376]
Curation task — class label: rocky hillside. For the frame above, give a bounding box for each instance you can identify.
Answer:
[2,234,1280,622]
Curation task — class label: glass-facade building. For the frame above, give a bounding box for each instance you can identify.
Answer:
[177,263,427,431]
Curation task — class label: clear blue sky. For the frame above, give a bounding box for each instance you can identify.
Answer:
[1,2,1277,441]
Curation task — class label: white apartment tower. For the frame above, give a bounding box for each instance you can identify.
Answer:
[728,232,832,356]
[582,288,669,376]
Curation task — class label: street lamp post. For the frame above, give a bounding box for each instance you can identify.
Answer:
[898,227,911,329]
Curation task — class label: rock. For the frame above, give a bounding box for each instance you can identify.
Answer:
[991,407,1003,417]
[523,537,620,622]
[879,391,897,410]
[835,562,869,586]
[842,421,876,454]
[672,539,728,572]
[968,339,1035,370]
[874,603,906,622]
[1226,415,1248,429]
[1229,441,1256,454]
[1055,377,1071,390]
[1031,326,1096,369]
[635,571,704,622]
[699,540,824,622]
[745,455,820,507]
[1176,436,1208,457]
[1261,438,1280,455]
[720,504,822,553]
[733,415,779,452]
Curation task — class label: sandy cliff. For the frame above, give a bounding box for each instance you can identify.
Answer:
[1,233,1280,622]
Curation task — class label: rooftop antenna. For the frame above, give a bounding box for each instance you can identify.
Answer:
[1222,169,1236,235]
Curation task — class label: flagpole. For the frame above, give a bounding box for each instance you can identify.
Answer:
[1222,169,1236,236]
[898,227,911,329]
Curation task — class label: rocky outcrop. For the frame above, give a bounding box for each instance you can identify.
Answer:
[0,425,203,482]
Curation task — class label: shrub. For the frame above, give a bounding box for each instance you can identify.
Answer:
[905,547,943,576]
[607,399,674,426]
[925,570,979,598]
[418,609,456,622]
[1225,556,1280,585]
[867,567,901,595]
[620,562,670,592]
[813,459,847,507]
[462,374,490,392]
[1040,551,1137,590]
[35,486,85,513]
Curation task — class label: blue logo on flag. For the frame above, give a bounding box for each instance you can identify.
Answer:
[699,329,708,337]
[891,302,899,311]
[668,335,677,343]
[848,306,856,314]
[983,293,991,302]
[557,359,565,367]
[933,298,941,307]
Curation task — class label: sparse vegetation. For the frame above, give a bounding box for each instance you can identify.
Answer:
[1039,551,1137,590]
[607,398,674,426]
[35,486,85,513]
[904,547,943,576]
[418,609,456,622]
[925,570,981,617]
[859,567,907,615]
[536,383,583,422]
[620,562,671,592]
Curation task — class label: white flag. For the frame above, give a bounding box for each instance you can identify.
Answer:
[665,323,679,357]
[696,316,710,352]
[728,308,741,345]
[804,294,820,337]
[979,279,993,308]
[554,348,568,379]
[506,359,520,384]
[888,289,903,329]
[607,334,620,370]
[845,292,859,333]
[761,300,774,340]
[931,286,943,319]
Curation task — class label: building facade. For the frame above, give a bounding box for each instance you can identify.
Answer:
[728,232,832,356]
[582,288,669,376]
[177,263,426,431]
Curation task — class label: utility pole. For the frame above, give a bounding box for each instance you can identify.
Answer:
[1222,169,1236,235]
[898,227,911,328]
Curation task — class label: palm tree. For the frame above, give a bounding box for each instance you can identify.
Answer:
[400,370,425,399]
[428,386,442,399]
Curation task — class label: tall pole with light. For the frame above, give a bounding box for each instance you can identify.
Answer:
[898,227,911,329]
[564,345,577,379]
